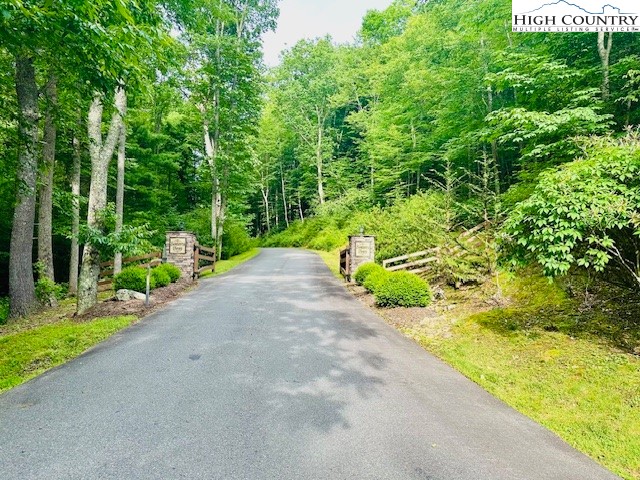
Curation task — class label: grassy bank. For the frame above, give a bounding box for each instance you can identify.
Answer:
[200,248,261,278]
[1,316,136,393]
[404,276,640,480]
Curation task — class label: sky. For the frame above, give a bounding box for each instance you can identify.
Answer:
[262,0,394,67]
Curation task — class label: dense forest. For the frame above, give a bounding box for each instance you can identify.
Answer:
[2,0,640,318]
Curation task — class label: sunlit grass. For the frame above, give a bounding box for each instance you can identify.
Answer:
[403,273,640,480]
[199,248,260,278]
[0,316,137,393]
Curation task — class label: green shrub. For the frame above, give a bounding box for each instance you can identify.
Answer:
[155,263,181,283]
[307,226,345,251]
[34,262,64,306]
[151,267,171,288]
[114,266,155,293]
[363,268,391,294]
[354,263,385,286]
[374,271,432,307]
[505,133,640,290]
[222,218,256,259]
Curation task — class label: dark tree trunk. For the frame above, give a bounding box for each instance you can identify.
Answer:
[9,56,39,318]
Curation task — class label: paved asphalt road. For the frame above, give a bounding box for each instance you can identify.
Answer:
[0,249,619,479]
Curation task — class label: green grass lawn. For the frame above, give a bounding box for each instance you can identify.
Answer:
[199,248,261,279]
[401,275,640,480]
[0,316,136,393]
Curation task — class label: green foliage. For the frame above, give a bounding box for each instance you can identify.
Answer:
[363,268,391,295]
[505,133,640,289]
[114,266,155,293]
[222,218,256,260]
[314,188,373,220]
[0,297,8,325]
[264,192,451,260]
[34,262,64,306]
[79,204,155,261]
[354,263,385,286]
[155,263,181,283]
[374,271,432,308]
[150,267,171,288]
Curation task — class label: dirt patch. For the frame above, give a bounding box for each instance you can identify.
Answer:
[346,283,440,328]
[73,280,196,322]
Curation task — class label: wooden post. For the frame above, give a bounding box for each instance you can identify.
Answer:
[193,243,200,279]
[145,265,150,307]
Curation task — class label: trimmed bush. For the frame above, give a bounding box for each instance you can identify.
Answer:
[155,263,181,283]
[354,263,385,286]
[374,271,432,308]
[363,268,391,294]
[114,266,155,293]
[151,267,171,288]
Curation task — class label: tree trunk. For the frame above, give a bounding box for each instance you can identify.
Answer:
[316,124,325,204]
[68,128,81,295]
[261,186,271,232]
[280,164,289,228]
[77,87,126,314]
[298,190,304,222]
[9,56,39,318]
[113,113,127,275]
[597,31,613,100]
[37,72,57,283]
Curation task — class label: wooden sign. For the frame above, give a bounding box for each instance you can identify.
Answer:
[169,237,187,255]
[355,242,371,258]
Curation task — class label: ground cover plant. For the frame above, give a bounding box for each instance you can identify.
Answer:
[0,316,136,393]
[402,273,640,480]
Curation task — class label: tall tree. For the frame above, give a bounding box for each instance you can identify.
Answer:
[37,71,58,283]
[77,87,126,314]
[9,56,39,317]
[113,106,127,275]
[186,0,277,255]
[273,38,339,205]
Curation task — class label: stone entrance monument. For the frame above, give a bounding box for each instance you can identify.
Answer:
[340,230,375,282]
[165,231,197,281]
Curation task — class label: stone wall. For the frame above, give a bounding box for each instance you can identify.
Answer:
[165,231,197,282]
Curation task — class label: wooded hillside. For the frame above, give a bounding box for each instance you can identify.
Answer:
[1,0,640,319]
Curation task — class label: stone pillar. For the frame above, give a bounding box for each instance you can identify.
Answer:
[349,235,375,280]
[165,231,197,282]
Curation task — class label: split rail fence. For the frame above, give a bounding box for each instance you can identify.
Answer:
[339,247,351,278]
[98,252,162,292]
[194,243,216,277]
[381,223,486,275]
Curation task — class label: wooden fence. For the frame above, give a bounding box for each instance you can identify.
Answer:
[194,243,216,277]
[98,252,162,292]
[381,223,486,275]
[339,246,351,278]
[382,248,440,275]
